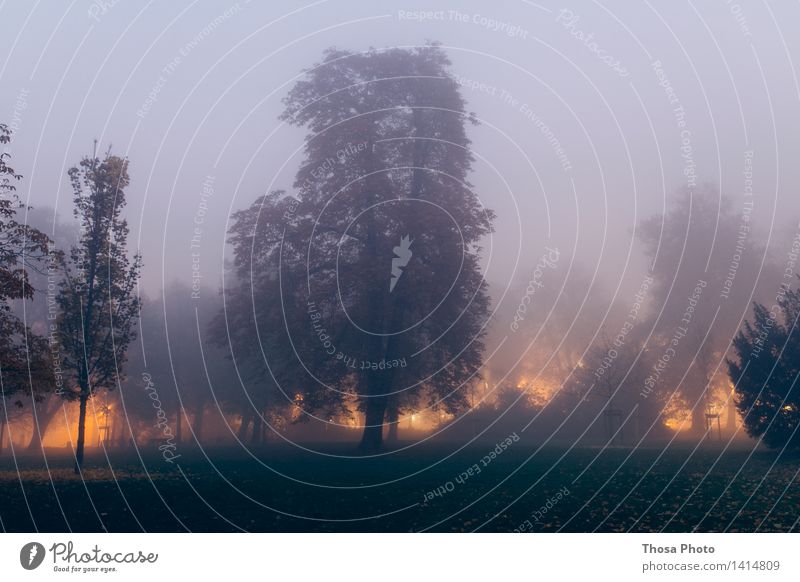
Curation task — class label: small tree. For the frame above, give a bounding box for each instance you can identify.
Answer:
[728,287,800,450]
[57,147,141,473]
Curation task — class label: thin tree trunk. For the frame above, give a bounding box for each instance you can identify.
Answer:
[726,393,737,433]
[176,407,183,445]
[692,363,712,436]
[237,410,252,441]
[251,414,263,445]
[110,413,118,448]
[192,403,204,443]
[691,400,707,437]
[386,405,399,444]
[74,393,89,474]
[0,418,5,455]
[261,409,270,442]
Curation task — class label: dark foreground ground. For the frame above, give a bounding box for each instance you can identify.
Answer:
[1,442,798,532]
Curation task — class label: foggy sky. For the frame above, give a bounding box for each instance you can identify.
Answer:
[1,0,799,313]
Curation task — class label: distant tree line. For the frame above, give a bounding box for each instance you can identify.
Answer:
[2,45,800,465]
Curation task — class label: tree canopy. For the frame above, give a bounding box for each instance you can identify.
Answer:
[729,285,800,450]
[221,45,494,450]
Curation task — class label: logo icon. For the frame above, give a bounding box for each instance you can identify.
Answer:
[20,542,45,570]
[390,235,413,292]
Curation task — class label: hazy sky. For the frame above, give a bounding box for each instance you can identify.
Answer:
[2,0,799,304]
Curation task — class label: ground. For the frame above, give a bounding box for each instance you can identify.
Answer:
[1,442,797,532]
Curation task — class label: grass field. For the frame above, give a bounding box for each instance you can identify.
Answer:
[1,442,798,532]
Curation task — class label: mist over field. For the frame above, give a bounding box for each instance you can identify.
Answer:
[1,1,800,533]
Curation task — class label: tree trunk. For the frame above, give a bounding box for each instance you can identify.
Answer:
[74,393,89,474]
[251,414,263,445]
[112,413,120,448]
[0,418,5,455]
[691,399,707,437]
[726,392,737,433]
[386,405,399,444]
[237,410,252,441]
[359,396,388,452]
[176,407,183,444]
[192,403,204,443]
[261,409,270,442]
[27,399,60,451]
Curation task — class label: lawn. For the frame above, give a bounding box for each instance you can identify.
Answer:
[1,442,797,532]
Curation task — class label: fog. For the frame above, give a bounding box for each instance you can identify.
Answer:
[3,1,798,294]
[2,0,800,451]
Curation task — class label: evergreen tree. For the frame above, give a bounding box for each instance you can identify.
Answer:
[729,286,800,450]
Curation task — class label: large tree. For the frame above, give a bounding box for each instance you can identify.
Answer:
[638,186,760,435]
[728,286,800,450]
[56,148,141,472]
[223,45,494,450]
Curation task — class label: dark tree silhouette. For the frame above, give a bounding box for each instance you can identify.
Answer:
[125,283,240,449]
[8,207,80,450]
[222,45,494,450]
[729,286,800,450]
[0,123,54,418]
[567,333,656,443]
[214,207,340,444]
[638,187,759,435]
[56,147,141,473]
